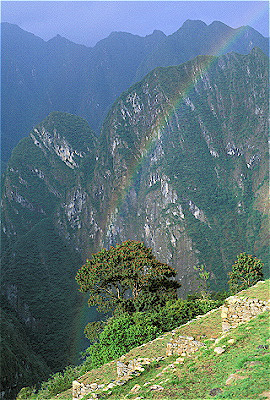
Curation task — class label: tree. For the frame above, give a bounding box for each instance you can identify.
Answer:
[76,240,180,313]
[193,264,210,299]
[228,252,264,294]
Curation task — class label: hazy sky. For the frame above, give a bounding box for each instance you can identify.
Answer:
[2,1,269,47]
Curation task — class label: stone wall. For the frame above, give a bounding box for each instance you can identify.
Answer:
[72,289,269,399]
[221,296,269,332]
[72,356,164,400]
[72,380,104,400]
[117,357,150,377]
[166,335,205,357]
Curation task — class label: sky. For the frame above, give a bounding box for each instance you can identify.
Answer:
[1,1,269,48]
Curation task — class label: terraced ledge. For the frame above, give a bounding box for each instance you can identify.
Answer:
[53,280,269,400]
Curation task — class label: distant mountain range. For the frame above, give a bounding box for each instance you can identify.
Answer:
[1,20,268,165]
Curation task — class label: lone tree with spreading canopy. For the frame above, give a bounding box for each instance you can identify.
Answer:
[228,252,264,294]
[76,240,180,313]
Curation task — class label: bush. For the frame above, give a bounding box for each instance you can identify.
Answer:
[37,365,80,398]
[150,298,222,332]
[84,313,159,368]
[16,387,35,400]
[83,297,222,369]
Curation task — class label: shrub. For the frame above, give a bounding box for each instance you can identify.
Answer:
[16,387,35,399]
[37,365,80,398]
[84,313,159,368]
[83,297,222,369]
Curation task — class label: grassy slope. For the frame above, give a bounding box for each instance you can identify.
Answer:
[53,280,269,400]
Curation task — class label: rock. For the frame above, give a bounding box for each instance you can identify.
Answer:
[150,384,164,391]
[176,357,185,362]
[89,383,98,390]
[115,380,126,386]
[247,361,261,368]
[221,307,229,318]
[227,339,235,344]
[226,373,246,385]
[222,321,231,332]
[214,347,226,354]
[209,387,223,396]
[174,357,185,364]
[107,382,116,389]
[130,384,141,393]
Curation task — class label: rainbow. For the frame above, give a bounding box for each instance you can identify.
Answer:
[72,5,269,357]
[107,12,269,224]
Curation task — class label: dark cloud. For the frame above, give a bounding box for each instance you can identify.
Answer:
[2,1,269,47]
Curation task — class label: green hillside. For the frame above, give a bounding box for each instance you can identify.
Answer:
[18,280,269,400]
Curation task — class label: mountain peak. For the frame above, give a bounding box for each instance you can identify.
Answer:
[209,20,230,29]
[181,19,207,29]
[47,34,71,44]
[150,29,166,37]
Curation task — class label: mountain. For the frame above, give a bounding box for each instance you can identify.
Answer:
[87,48,269,288]
[0,112,101,396]
[135,20,269,80]
[1,20,268,166]
[1,48,269,397]
[0,295,50,400]
[1,23,165,166]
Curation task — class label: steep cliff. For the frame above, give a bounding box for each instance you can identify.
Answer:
[1,48,268,396]
[91,48,269,292]
[1,112,100,391]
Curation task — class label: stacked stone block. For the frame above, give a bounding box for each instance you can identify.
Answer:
[72,380,103,400]
[72,357,164,400]
[166,335,205,357]
[117,357,149,377]
[221,296,269,332]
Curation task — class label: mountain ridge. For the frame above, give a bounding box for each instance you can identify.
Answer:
[2,20,268,165]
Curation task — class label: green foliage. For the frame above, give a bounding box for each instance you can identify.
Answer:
[150,297,222,332]
[1,218,84,373]
[76,240,179,313]
[0,295,50,400]
[193,264,210,299]
[84,320,105,342]
[37,366,80,398]
[16,387,35,399]
[84,313,159,368]
[228,253,264,294]
[82,296,221,370]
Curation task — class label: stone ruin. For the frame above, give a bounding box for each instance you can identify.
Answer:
[72,356,164,400]
[166,334,205,357]
[72,285,269,399]
[221,295,269,332]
